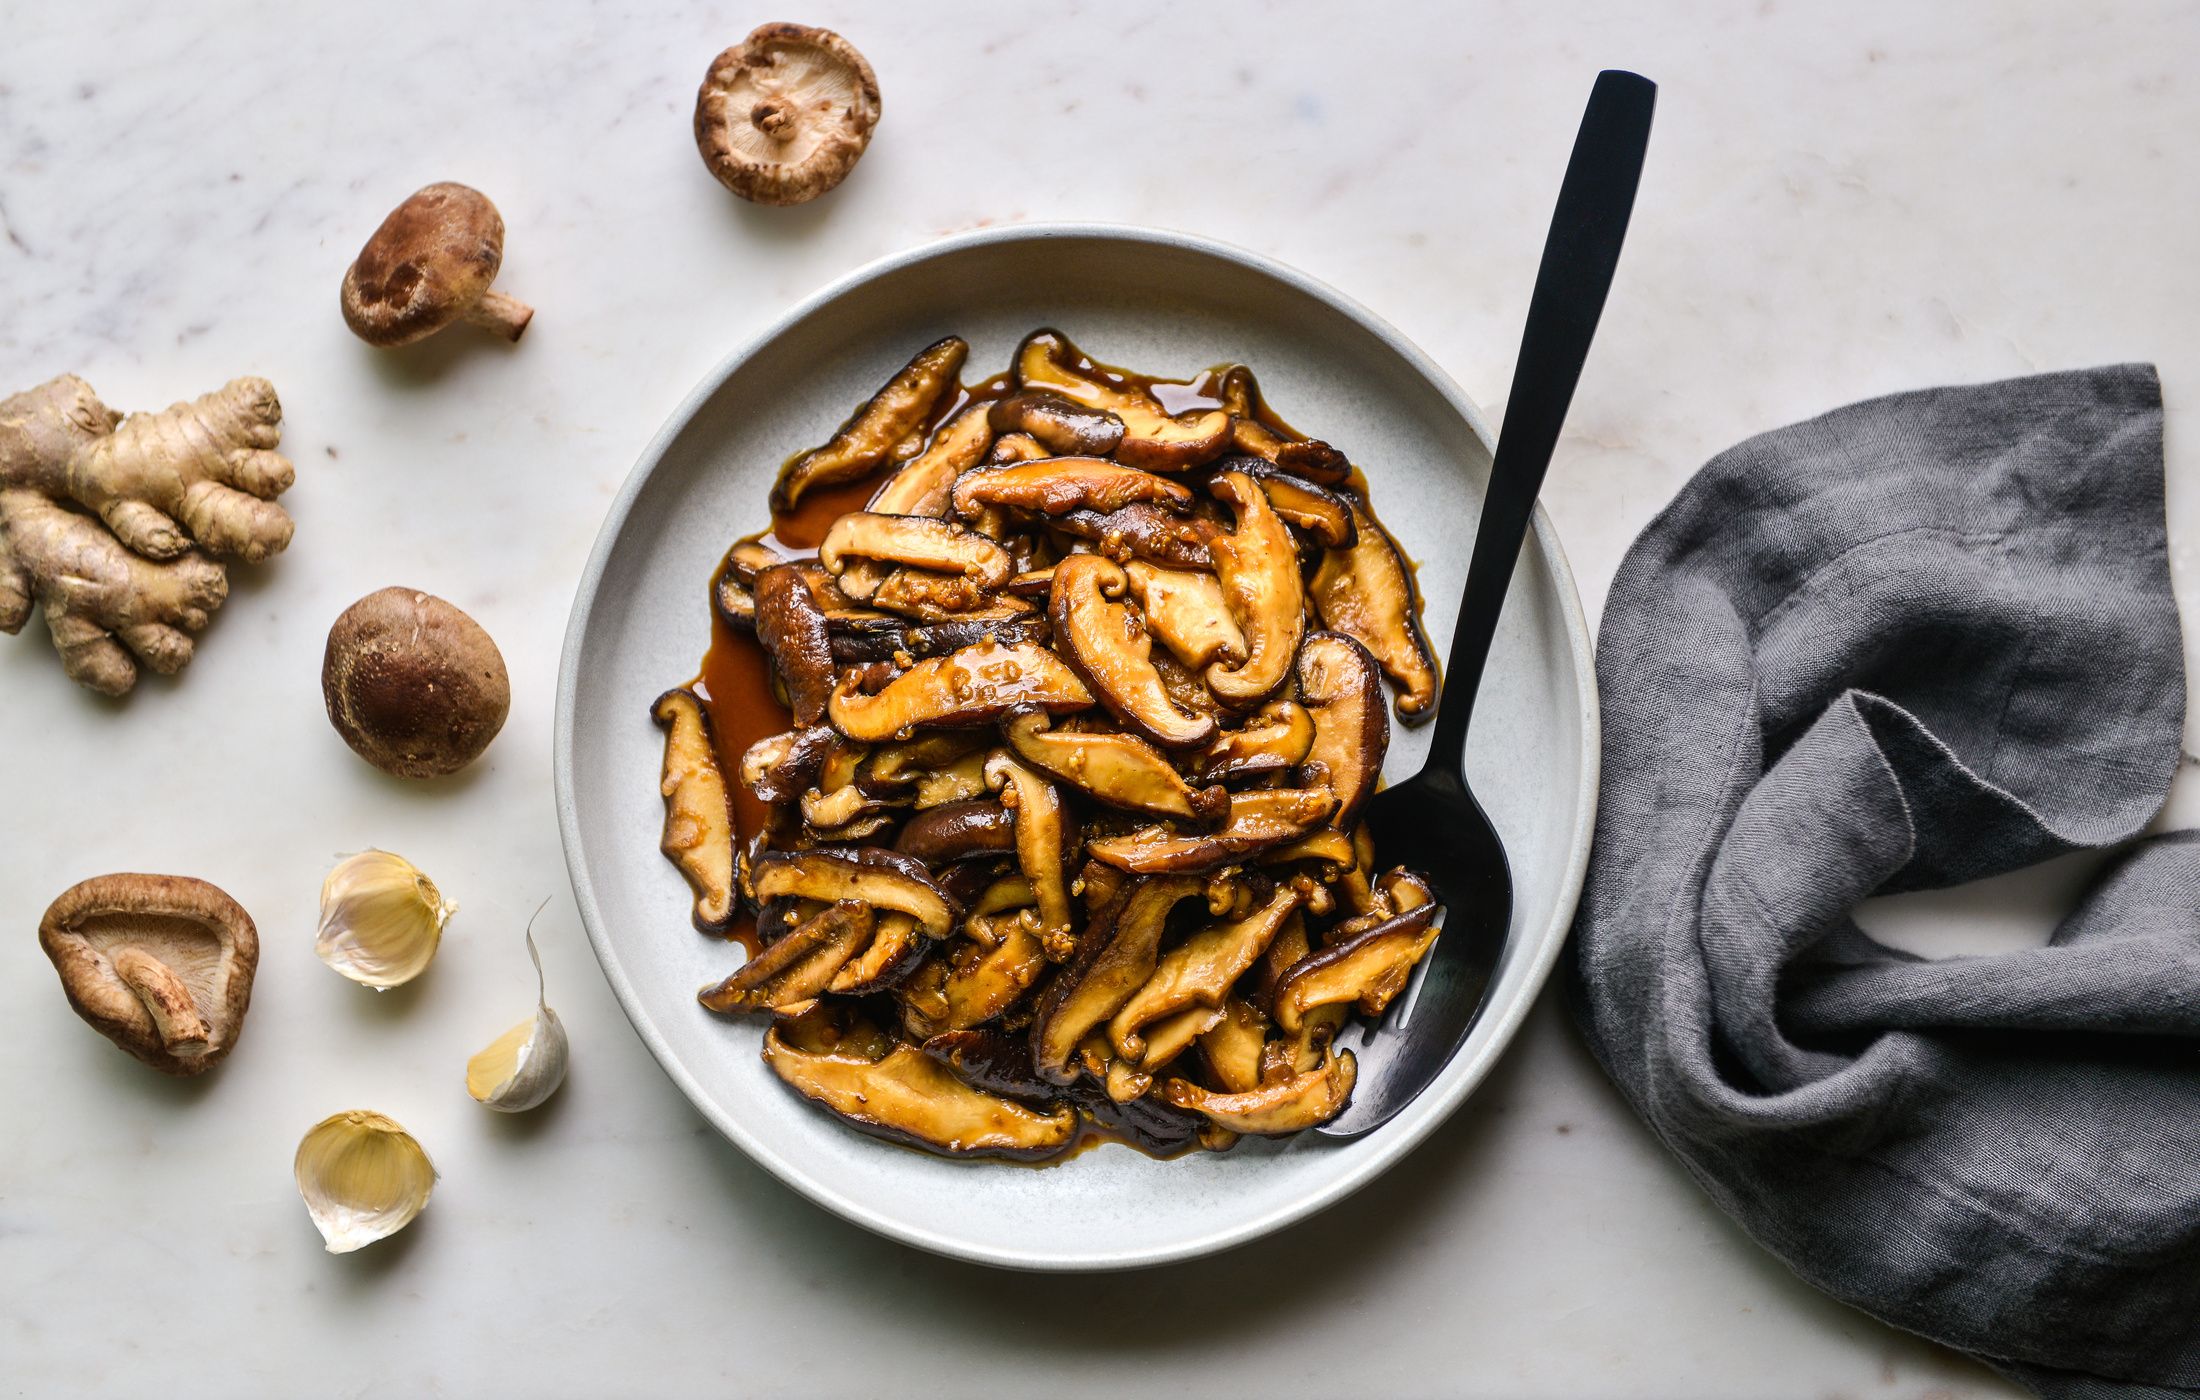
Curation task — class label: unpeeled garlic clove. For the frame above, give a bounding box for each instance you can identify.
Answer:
[316,850,455,989]
[467,901,569,1112]
[294,1110,436,1253]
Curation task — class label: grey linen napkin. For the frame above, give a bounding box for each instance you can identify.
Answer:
[1566,363,2200,1397]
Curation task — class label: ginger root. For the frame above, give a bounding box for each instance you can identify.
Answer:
[0,374,294,694]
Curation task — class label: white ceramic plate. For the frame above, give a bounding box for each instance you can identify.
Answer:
[555,224,1598,1270]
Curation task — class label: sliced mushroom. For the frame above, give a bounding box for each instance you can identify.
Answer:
[1049,553,1216,749]
[1198,699,1316,782]
[1054,503,1214,568]
[1272,999,1350,1077]
[866,568,1034,623]
[1131,1003,1225,1075]
[1109,885,1301,1066]
[1261,827,1358,871]
[771,337,967,512]
[1070,1079,1206,1155]
[1004,709,1226,822]
[828,638,1092,741]
[699,901,871,1014]
[652,689,739,931]
[1198,997,1270,1093]
[985,432,1049,464]
[1029,875,1205,1082]
[901,913,1049,1038]
[1016,331,1232,472]
[1310,498,1440,723]
[870,403,994,517]
[920,1028,1061,1105]
[806,811,896,846]
[951,458,1190,519]
[39,874,260,1075]
[1296,631,1389,825]
[1331,822,1380,915]
[752,563,838,725]
[914,749,993,808]
[799,774,899,833]
[893,798,1016,866]
[1218,365,1345,484]
[1118,560,1243,674]
[714,569,758,631]
[1375,866,1437,917]
[1206,457,1357,547]
[983,751,1075,959]
[1085,788,1338,874]
[741,725,843,806]
[832,556,890,604]
[764,1010,1076,1160]
[1202,471,1305,704]
[1272,902,1440,1033]
[748,846,961,939]
[1163,1045,1356,1135]
[987,392,1125,457]
[819,512,1015,588]
[968,871,1038,921]
[1222,399,1353,485]
[1274,439,1353,485]
[827,615,1048,665]
[723,539,785,587]
[1255,906,1312,1010]
[856,730,986,797]
[828,911,928,995]
[1151,650,1226,725]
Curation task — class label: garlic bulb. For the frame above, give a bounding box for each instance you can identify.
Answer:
[294,1110,436,1253]
[466,902,569,1112]
[316,850,455,988]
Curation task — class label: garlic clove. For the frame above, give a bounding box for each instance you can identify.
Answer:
[467,902,569,1112]
[316,850,455,989]
[294,1110,436,1253]
[467,1005,569,1111]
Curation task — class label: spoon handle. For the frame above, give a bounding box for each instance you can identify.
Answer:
[1423,69,1655,769]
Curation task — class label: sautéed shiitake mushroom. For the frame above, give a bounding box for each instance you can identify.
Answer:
[657,331,1446,1161]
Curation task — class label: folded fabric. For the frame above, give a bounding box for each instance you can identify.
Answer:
[1566,364,2200,1397]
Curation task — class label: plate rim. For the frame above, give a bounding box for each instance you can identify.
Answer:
[553,220,1601,1271]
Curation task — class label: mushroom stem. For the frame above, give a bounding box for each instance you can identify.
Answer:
[461,289,535,342]
[752,100,796,141]
[111,947,212,1057]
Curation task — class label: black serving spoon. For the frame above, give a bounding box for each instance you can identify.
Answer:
[1317,70,1655,1138]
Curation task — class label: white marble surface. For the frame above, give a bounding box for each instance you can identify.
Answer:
[3,2,2195,1395]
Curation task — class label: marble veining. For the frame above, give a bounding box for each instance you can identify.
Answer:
[3,2,2195,1396]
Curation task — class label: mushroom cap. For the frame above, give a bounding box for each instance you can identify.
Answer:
[341,183,506,347]
[694,24,881,205]
[322,587,511,779]
[39,873,260,1076]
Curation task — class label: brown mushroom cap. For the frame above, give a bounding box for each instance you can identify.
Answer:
[341,183,533,347]
[40,874,260,1075]
[695,24,881,206]
[323,587,511,779]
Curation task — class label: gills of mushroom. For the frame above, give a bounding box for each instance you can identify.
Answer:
[38,873,260,1076]
[694,23,883,206]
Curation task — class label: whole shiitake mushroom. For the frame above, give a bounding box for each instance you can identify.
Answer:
[694,24,881,205]
[323,587,510,779]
